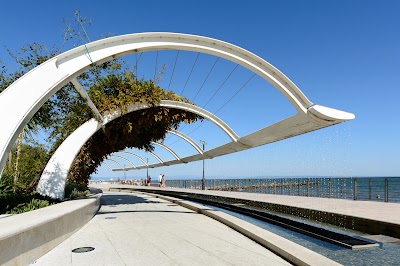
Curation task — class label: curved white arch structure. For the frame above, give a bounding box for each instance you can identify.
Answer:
[168,130,204,155]
[146,150,163,164]
[105,158,125,170]
[110,155,137,168]
[0,32,355,199]
[151,142,181,161]
[115,151,149,166]
[101,161,115,171]
[111,130,204,172]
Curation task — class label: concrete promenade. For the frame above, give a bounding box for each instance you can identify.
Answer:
[94,183,400,238]
[34,191,292,266]
[95,183,400,225]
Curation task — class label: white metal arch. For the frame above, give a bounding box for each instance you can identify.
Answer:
[105,158,125,170]
[115,151,149,166]
[0,32,355,178]
[101,161,115,171]
[146,151,164,165]
[37,101,237,198]
[168,130,204,155]
[151,142,180,161]
[111,130,204,172]
[109,155,137,168]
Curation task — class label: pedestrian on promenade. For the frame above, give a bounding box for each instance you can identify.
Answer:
[161,174,166,188]
[158,174,163,187]
[147,176,151,186]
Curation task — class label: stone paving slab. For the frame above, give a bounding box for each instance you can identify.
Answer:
[34,192,291,266]
[94,184,400,226]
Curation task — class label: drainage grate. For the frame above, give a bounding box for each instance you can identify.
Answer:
[167,204,178,206]
[72,247,95,253]
[105,217,117,219]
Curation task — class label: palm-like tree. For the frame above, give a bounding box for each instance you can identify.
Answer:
[13,121,39,190]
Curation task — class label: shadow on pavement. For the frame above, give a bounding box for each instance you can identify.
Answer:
[97,210,196,215]
[101,194,158,205]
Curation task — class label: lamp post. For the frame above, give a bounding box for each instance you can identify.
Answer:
[146,158,149,178]
[200,140,206,190]
[123,164,126,181]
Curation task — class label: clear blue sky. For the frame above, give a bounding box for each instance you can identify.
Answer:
[1,0,399,179]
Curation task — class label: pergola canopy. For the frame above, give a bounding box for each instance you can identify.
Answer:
[0,32,355,199]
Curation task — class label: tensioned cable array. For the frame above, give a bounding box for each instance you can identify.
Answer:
[168,51,180,90]
[192,57,220,102]
[215,74,256,114]
[203,64,239,109]
[135,52,143,77]
[180,53,200,96]
[166,72,256,147]
[153,50,159,83]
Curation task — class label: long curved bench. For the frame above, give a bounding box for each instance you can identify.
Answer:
[0,194,101,265]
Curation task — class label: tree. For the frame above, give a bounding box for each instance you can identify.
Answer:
[1,11,201,191]
[66,72,201,185]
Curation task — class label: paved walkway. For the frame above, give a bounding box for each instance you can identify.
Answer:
[94,184,400,226]
[34,191,291,266]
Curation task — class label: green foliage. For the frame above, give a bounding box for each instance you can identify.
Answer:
[7,198,52,214]
[64,181,89,200]
[0,174,13,193]
[2,143,50,192]
[0,186,59,214]
[68,189,90,200]
[1,11,200,193]
[66,73,200,185]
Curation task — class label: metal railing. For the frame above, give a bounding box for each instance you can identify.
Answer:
[166,177,400,203]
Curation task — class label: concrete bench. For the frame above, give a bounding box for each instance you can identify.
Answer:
[0,194,101,265]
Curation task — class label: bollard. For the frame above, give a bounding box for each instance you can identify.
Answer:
[385,178,389,202]
[353,178,357,200]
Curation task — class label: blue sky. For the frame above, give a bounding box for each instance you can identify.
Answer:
[1,1,399,179]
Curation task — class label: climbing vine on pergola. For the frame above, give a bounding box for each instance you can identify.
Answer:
[66,72,201,185]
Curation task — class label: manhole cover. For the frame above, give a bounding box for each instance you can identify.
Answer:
[72,247,95,253]
[105,217,117,219]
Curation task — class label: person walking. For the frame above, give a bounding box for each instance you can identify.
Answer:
[158,174,163,187]
[161,174,166,188]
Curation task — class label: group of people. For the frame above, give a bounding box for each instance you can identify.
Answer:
[158,173,166,188]
[143,174,166,188]
[91,175,166,187]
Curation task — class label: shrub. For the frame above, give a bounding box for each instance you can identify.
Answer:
[69,188,90,200]
[64,181,89,200]
[7,198,51,214]
[0,179,59,214]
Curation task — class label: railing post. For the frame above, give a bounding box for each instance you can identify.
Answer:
[297,178,300,196]
[274,179,277,194]
[307,178,310,197]
[328,178,332,198]
[385,178,389,202]
[353,178,357,200]
[368,178,371,200]
[281,179,284,195]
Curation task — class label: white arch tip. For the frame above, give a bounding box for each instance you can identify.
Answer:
[308,104,355,124]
